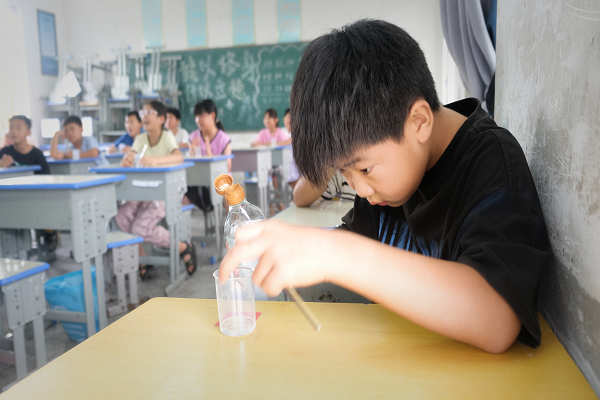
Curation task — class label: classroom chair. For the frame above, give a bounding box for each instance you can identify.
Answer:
[0,259,48,385]
[104,232,143,316]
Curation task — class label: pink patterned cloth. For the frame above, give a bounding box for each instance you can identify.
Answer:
[254,128,289,145]
[189,129,231,155]
[115,201,170,248]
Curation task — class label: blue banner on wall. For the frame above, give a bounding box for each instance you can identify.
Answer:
[186,0,207,48]
[141,0,163,48]
[277,0,301,43]
[232,0,255,46]
[37,11,58,76]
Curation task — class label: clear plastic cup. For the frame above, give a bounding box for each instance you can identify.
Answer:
[133,153,141,167]
[118,143,126,153]
[72,149,80,160]
[213,266,256,337]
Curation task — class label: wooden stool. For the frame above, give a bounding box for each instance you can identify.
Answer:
[0,259,48,384]
[105,232,143,316]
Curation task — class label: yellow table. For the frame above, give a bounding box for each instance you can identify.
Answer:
[272,199,354,228]
[2,299,595,399]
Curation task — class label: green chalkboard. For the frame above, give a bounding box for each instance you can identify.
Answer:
[163,42,309,132]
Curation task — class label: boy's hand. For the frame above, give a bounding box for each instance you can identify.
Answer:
[0,154,14,167]
[54,131,65,140]
[219,220,337,296]
[140,157,158,167]
[64,150,73,159]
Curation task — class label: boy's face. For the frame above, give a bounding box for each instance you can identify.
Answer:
[64,122,83,142]
[165,113,179,131]
[125,115,142,136]
[338,139,429,207]
[140,105,164,132]
[7,119,30,144]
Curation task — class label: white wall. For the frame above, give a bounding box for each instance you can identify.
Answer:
[62,0,444,95]
[17,0,445,141]
[14,0,68,143]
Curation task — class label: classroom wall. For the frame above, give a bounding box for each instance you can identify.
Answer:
[61,0,443,103]
[14,0,69,143]
[495,0,600,394]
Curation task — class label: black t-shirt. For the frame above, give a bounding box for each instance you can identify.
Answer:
[338,98,552,348]
[0,145,50,174]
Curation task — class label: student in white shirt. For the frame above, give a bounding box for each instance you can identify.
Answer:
[166,108,190,150]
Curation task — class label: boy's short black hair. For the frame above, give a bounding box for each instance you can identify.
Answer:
[63,115,82,127]
[290,19,441,187]
[10,115,31,130]
[167,107,181,120]
[126,111,141,123]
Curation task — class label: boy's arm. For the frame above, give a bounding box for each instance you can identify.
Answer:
[219,221,521,354]
[293,176,326,207]
[50,131,65,159]
[80,148,99,158]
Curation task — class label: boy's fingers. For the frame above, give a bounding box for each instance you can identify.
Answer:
[235,221,266,242]
[218,234,271,284]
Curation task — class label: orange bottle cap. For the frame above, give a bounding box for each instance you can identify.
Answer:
[214,174,233,196]
[224,183,246,206]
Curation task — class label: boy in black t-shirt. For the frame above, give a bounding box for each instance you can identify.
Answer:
[0,115,50,174]
[218,20,552,353]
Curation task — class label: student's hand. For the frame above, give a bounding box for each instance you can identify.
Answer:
[64,150,73,159]
[121,152,134,167]
[140,157,158,167]
[108,145,117,154]
[0,154,14,167]
[191,137,202,147]
[54,130,65,140]
[219,220,337,296]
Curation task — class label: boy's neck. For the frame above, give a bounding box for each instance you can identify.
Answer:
[72,137,83,149]
[171,126,179,135]
[13,140,33,155]
[426,107,468,171]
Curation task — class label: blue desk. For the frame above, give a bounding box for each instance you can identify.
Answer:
[0,174,126,338]
[46,158,99,175]
[231,148,272,216]
[183,155,233,260]
[90,163,193,295]
[0,259,49,383]
[0,165,41,180]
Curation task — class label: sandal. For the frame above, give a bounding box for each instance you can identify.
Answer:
[180,242,198,276]
[139,265,153,281]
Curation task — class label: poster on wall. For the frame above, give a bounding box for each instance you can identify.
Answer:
[37,10,58,76]
[141,0,163,48]
[232,0,255,46]
[186,0,207,48]
[277,0,301,43]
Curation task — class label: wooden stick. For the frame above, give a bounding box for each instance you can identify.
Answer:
[285,287,321,331]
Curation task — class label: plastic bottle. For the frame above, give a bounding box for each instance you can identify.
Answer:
[214,174,265,268]
[214,174,285,301]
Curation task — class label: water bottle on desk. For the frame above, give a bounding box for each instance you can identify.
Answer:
[214,174,285,301]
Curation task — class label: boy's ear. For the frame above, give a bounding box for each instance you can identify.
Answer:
[406,99,434,144]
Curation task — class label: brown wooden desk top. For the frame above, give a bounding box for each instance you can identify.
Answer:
[2,298,595,399]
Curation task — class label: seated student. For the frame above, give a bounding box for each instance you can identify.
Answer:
[50,116,99,159]
[219,20,552,353]
[293,171,357,207]
[187,99,232,211]
[108,111,142,154]
[115,101,197,280]
[283,108,300,190]
[166,108,190,151]
[0,115,50,174]
[250,109,291,147]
